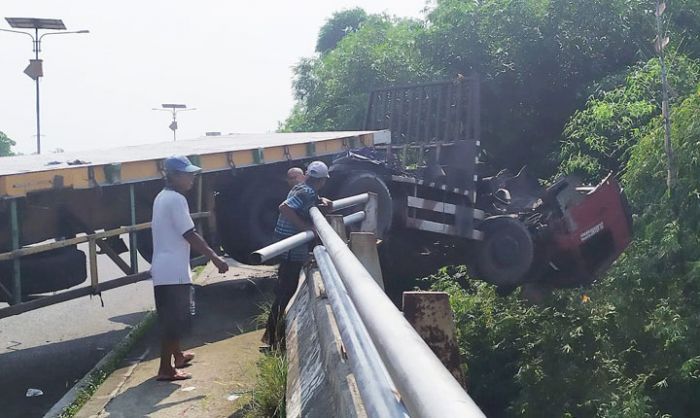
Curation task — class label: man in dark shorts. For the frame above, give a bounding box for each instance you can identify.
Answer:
[150,156,229,381]
[264,161,332,348]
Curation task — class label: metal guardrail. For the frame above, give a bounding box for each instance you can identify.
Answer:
[313,246,408,418]
[256,192,484,417]
[250,193,370,264]
[0,212,210,318]
[309,205,485,418]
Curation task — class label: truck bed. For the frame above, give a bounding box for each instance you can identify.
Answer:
[0,131,389,198]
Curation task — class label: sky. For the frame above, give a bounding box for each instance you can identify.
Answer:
[0,1,430,155]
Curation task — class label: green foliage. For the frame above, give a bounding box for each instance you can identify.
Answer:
[286,2,700,416]
[559,55,700,182]
[315,8,368,54]
[0,131,16,157]
[245,353,287,418]
[282,15,431,133]
[428,87,700,417]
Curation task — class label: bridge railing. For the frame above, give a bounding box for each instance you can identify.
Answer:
[255,193,485,418]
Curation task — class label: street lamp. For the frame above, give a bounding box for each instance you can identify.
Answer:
[1,17,89,154]
[152,104,197,141]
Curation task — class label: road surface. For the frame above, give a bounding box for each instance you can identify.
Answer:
[0,240,153,418]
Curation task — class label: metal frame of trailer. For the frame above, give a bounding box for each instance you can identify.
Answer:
[0,130,390,314]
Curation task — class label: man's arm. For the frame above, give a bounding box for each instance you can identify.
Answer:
[279,203,313,231]
[183,229,229,273]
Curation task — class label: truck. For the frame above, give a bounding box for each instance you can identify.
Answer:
[0,75,632,314]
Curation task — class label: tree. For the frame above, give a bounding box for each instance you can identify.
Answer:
[283,15,431,133]
[0,131,16,157]
[558,55,700,182]
[315,8,368,54]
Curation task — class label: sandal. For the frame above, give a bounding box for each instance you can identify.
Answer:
[156,370,192,381]
[174,352,195,368]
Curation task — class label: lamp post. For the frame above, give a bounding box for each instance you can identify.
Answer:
[152,104,197,141]
[1,17,89,154]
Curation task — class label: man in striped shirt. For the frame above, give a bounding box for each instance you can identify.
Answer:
[265,161,332,348]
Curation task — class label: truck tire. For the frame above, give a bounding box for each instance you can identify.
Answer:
[0,246,87,301]
[476,217,533,287]
[216,191,251,263]
[136,229,200,264]
[241,177,290,259]
[332,172,393,237]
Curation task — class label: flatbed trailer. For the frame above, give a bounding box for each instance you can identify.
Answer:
[0,131,389,309]
[0,75,633,315]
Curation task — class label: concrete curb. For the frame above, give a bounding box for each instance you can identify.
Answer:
[43,310,157,418]
[43,265,276,418]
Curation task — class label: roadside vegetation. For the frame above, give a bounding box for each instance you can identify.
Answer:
[287,1,700,416]
[244,352,288,418]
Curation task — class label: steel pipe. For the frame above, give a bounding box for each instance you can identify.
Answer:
[331,193,369,212]
[314,246,408,418]
[251,211,365,264]
[310,207,485,418]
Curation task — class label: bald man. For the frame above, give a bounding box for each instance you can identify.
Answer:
[286,167,305,188]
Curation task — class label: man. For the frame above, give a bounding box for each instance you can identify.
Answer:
[150,155,229,381]
[285,167,305,188]
[264,161,331,348]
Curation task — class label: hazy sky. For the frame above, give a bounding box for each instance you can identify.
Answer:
[1,1,429,155]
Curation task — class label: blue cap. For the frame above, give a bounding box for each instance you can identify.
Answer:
[164,156,201,174]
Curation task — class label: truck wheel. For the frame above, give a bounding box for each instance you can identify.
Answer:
[136,230,154,263]
[216,191,251,263]
[136,230,200,264]
[241,177,290,259]
[476,217,533,287]
[333,172,393,238]
[0,246,87,301]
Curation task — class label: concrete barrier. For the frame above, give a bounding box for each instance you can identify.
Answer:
[285,268,366,418]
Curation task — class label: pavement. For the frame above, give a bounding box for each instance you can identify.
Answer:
[0,239,153,418]
[72,261,276,418]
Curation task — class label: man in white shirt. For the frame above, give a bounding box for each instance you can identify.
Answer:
[151,155,229,381]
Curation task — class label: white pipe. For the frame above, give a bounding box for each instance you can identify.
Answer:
[310,206,485,418]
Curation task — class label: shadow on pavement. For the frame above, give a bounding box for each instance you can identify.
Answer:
[103,378,203,418]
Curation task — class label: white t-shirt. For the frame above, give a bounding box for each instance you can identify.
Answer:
[150,188,195,286]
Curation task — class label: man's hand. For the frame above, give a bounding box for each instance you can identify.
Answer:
[212,256,229,274]
[319,197,333,210]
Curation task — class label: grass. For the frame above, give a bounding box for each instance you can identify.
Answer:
[58,311,157,418]
[252,299,273,330]
[244,352,288,418]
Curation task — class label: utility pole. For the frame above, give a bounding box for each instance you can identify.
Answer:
[1,17,89,154]
[153,104,197,141]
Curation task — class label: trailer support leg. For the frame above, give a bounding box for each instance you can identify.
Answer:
[89,238,99,292]
[129,184,139,274]
[10,199,21,305]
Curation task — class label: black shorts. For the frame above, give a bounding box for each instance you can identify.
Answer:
[154,284,192,339]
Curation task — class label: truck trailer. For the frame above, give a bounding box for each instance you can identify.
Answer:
[0,76,632,314]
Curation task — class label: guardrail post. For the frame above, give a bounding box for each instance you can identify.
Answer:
[360,192,378,235]
[327,214,348,242]
[10,199,21,305]
[402,291,465,387]
[349,232,384,291]
[129,184,139,274]
[88,238,99,292]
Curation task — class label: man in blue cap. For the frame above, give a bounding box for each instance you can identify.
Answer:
[151,155,229,381]
[264,160,332,348]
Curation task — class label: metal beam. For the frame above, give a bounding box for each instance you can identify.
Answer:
[251,211,365,264]
[313,246,408,418]
[0,255,207,319]
[309,206,485,418]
